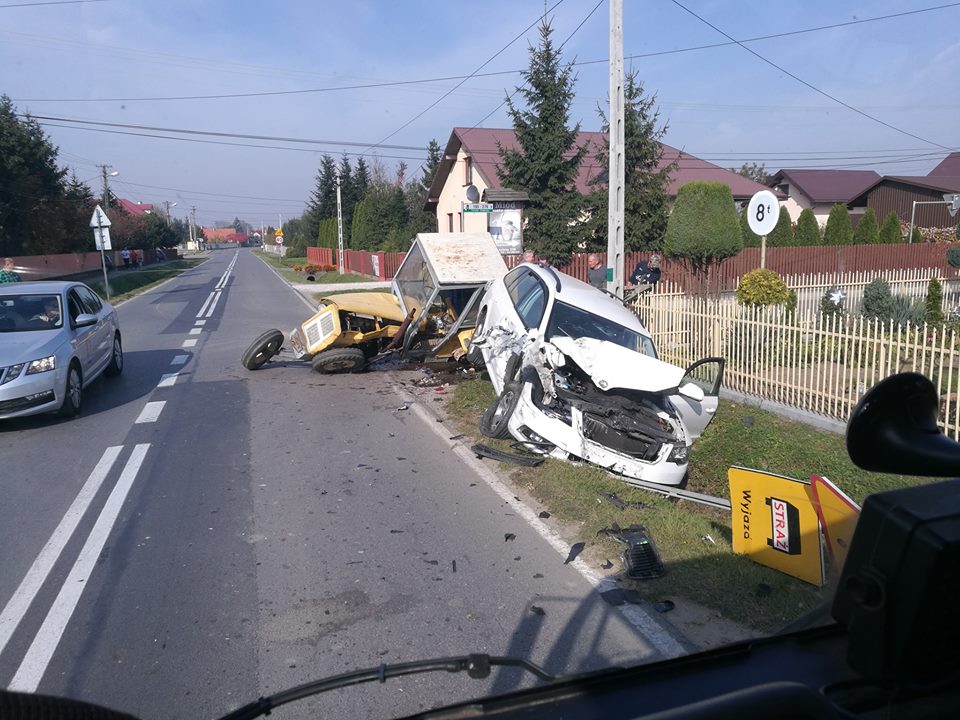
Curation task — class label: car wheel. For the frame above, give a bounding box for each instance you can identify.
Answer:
[241,329,284,370]
[105,333,123,376]
[480,381,521,439]
[59,362,82,418]
[311,348,367,374]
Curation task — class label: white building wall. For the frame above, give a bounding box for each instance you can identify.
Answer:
[436,148,490,235]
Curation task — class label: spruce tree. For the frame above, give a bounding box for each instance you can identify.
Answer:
[823,203,853,245]
[852,208,879,244]
[878,211,902,244]
[498,20,586,265]
[794,208,821,246]
[590,70,673,251]
[926,277,944,325]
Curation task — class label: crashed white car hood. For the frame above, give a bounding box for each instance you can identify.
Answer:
[549,337,685,393]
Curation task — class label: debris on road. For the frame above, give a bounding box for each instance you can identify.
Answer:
[530,605,546,616]
[471,444,544,467]
[538,511,551,519]
[600,559,613,569]
[504,533,516,542]
[564,542,585,564]
[597,523,665,579]
[598,491,651,511]
[396,402,411,411]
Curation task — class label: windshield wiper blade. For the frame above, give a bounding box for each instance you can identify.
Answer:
[217,654,558,720]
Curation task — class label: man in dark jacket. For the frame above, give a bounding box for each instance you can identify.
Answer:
[627,253,662,293]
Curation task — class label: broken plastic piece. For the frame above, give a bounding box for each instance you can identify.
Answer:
[396,402,410,411]
[598,524,665,579]
[530,605,546,616]
[538,511,551,519]
[471,444,544,467]
[564,542,585,564]
[599,491,650,511]
[504,533,516,542]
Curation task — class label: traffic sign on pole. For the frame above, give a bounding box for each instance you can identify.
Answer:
[89,205,112,228]
[944,193,960,218]
[747,191,779,236]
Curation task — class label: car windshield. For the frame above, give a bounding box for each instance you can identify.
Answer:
[0,293,63,331]
[546,300,656,357]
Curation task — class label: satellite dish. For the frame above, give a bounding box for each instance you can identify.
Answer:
[466,185,480,203]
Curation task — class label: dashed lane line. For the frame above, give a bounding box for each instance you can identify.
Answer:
[134,401,166,424]
[181,339,197,348]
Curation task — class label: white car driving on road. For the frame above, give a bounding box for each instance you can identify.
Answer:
[0,281,123,420]
[468,262,723,487]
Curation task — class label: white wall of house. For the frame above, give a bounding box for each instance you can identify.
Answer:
[436,148,490,234]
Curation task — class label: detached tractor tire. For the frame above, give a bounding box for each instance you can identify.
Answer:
[311,348,367,374]
[480,381,521,439]
[241,329,284,370]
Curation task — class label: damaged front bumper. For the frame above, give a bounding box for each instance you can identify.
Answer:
[506,382,689,487]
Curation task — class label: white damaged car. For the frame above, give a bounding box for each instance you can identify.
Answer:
[468,262,723,487]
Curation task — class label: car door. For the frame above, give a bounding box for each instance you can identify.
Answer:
[482,268,548,393]
[669,357,725,443]
[74,286,111,377]
[66,288,96,373]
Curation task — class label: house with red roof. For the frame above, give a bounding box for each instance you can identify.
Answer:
[767,169,879,227]
[201,227,247,245]
[425,127,775,239]
[115,198,155,217]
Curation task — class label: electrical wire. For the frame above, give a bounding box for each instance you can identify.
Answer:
[667,0,956,152]
[10,3,960,104]
[0,0,106,8]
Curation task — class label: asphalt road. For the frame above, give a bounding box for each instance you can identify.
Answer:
[0,249,678,719]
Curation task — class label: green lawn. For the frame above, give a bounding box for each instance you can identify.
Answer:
[446,377,927,633]
[254,251,374,284]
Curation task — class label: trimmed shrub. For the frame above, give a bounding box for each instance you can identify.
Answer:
[794,209,821,246]
[911,227,923,244]
[823,203,853,245]
[739,205,761,248]
[861,278,894,321]
[820,286,846,318]
[766,206,795,247]
[852,208,879,245]
[946,246,960,269]
[878,211,902,244]
[736,268,790,306]
[926,277,944,325]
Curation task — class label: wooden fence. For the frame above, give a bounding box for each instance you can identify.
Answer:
[634,294,960,439]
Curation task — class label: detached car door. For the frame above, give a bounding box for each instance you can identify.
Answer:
[670,357,725,443]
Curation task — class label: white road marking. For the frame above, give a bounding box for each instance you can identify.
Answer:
[157,373,179,388]
[182,339,197,348]
[403,393,687,661]
[194,319,206,326]
[134,401,166,423]
[196,291,216,318]
[205,291,222,318]
[188,328,202,335]
[0,447,123,659]
[171,355,189,365]
[8,444,151,693]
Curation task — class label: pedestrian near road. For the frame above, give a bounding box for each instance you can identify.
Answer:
[586,253,606,289]
[0,257,21,283]
[627,253,662,293]
[132,250,143,269]
[121,248,131,269]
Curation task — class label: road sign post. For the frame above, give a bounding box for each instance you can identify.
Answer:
[747,190,779,269]
[90,205,112,300]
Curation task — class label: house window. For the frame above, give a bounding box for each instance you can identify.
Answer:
[463,156,473,185]
[447,213,454,232]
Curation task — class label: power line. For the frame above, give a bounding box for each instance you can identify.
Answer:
[0,0,106,7]
[11,3,959,104]
[360,0,568,157]
[668,0,956,152]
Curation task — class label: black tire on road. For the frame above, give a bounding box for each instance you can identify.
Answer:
[105,333,123,376]
[58,362,82,418]
[311,348,367,374]
[480,381,521,439]
[241,329,284,370]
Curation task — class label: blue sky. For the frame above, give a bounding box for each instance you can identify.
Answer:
[1,0,957,226]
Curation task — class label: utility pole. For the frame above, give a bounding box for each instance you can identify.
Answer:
[98,164,115,210]
[190,206,198,250]
[606,0,625,298]
[335,172,345,274]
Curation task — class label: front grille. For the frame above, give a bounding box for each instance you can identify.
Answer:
[0,390,55,414]
[582,413,661,461]
[622,526,665,579]
[304,311,336,348]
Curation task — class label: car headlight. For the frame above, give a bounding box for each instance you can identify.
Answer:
[667,444,690,464]
[1,363,25,385]
[26,356,56,375]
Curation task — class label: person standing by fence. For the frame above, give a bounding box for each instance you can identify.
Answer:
[1,257,21,283]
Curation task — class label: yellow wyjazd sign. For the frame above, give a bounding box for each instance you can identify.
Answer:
[728,467,825,586]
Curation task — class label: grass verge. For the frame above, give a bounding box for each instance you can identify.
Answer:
[254,251,374,285]
[88,259,205,303]
[446,377,926,634]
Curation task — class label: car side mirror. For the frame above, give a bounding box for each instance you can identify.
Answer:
[678,382,705,402]
[74,313,98,328]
